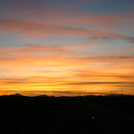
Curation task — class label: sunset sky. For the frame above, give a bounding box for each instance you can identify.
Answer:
[0,0,134,96]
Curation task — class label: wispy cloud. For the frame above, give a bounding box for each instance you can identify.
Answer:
[89,33,134,43]
[0,0,134,96]
[0,18,90,37]
[0,18,134,44]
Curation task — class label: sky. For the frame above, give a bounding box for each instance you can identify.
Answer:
[0,0,134,97]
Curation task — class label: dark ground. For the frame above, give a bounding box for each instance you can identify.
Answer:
[0,95,134,134]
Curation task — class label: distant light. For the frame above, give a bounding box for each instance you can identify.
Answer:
[92,117,94,119]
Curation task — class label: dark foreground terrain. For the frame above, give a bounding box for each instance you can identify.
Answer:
[1,95,134,134]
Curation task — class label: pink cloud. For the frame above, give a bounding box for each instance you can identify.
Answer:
[0,18,133,43]
[0,18,91,37]
[1,44,134,66]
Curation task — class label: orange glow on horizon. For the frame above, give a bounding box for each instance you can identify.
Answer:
[0,1,134,96]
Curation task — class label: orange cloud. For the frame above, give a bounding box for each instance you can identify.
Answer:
[0,44,134,96]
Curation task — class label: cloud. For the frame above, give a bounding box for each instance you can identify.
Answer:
[0,44,134,70]
[0,18,90,37]
[64,82,126,85]
[0,18,134,44]
[81,56,134,62]
[0,78,30,84]
[89,33,134,43]
[2,5,134,30]
[0,50,134,96]
[72,0,105,2]
[0,43,91,65]
[1,43,134,63]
